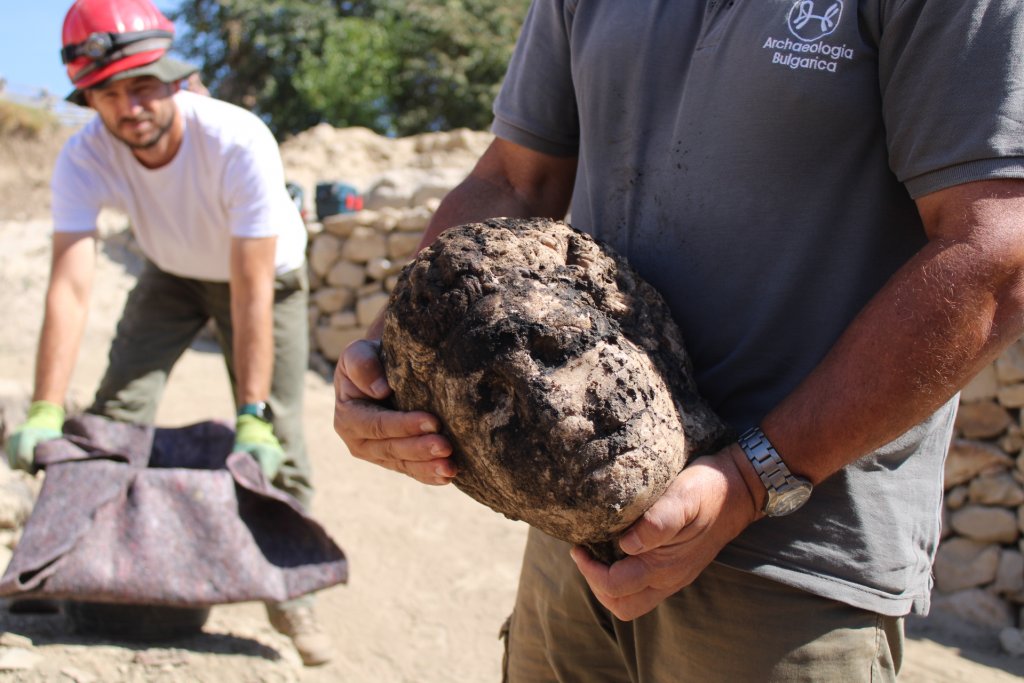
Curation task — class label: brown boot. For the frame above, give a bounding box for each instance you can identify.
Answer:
[266,602,333,666]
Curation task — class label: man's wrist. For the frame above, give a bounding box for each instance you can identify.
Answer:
[26,400,66,431]
[237,401,273,423]
[725,442,767,519]
[736,427,813,517]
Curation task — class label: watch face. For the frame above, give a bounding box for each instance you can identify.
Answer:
[767,485,812,517]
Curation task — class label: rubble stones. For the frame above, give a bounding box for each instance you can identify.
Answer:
[934,538,1001,592]
[309,234,344,277]
[945,440,1015,488]
[932,588,1015,630]
[339,227,387,264]
[955,400,1014,440]
[999,627,1024,657]
[950,505,1020,544]
[312,288,355,315]
[968,472,1024,507]
[355,291,390,328]
[946,485,969,509]
[381,218,730,556]
[324,259,365,290]
[962,364,1000,402]
[998,384,1024,409]
[994,550,1024,596]
[388,232,423,260]
[314,326,366,363]
[996,340,1024,384]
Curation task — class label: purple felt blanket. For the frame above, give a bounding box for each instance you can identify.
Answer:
[0,414,348,607]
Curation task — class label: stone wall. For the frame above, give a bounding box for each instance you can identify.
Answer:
[306,192,1024,655]
[290,127,492,367]
[938,348,1024,654]
[306,198,441,365]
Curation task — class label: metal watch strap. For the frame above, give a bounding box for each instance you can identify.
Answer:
[739,427,795,490]
[737,426,812,516]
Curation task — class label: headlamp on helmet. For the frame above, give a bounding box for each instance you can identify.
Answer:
[61,29,173,66]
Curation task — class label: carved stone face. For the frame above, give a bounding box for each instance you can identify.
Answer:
[382,218,727,559]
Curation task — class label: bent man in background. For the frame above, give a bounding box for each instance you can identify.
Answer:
[5,0,330,666]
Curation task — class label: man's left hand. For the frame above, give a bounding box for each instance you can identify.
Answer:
[570,447,759,621]
[235,413,285,480]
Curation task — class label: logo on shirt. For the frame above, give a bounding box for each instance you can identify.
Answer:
[762,0,853,74]
[788,1,843,42]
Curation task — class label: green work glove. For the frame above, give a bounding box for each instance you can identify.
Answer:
[5,400,65,471]
[234,413,285,480]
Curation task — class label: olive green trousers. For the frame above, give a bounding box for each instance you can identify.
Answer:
[89,260,313,507]
[503,528,903,683]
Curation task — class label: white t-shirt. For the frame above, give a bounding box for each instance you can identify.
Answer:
[51,90,306,281]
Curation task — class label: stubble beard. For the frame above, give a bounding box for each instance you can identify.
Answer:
[111,106,176,150]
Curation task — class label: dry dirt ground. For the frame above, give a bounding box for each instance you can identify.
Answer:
[0,124,1022,681]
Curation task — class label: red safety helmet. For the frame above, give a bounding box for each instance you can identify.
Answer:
[61,0,176,92]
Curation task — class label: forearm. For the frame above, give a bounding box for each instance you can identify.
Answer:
[231,291,274,404]
[230,238,277,405]
[34,232,95,405]
[33,283,90,404]
[758,186,1024,488]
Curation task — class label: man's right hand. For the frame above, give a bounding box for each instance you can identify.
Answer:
[333,339,456,485]
[5,400,65,471]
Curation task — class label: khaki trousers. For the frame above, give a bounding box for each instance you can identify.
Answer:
[504,528,903,683]
[88,260,313,507]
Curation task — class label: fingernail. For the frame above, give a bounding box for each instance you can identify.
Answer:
[371,379,389,396]
[434,464,451,477]
[421,421,437,434]
[569,547,583,564]
[619,533,643,554]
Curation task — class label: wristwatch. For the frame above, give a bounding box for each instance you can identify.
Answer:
[238,401,273,423]
[737,426,813,517]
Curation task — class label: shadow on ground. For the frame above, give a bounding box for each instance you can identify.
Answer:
[906,613,1024,678]
[0,600,283,662]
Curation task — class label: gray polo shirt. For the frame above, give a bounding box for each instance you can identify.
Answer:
[493,0,1024,615]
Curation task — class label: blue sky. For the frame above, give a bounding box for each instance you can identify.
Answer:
[1,0,182,99]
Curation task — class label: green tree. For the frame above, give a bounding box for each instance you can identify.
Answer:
[167,0,530,138]
[381,0,530,135]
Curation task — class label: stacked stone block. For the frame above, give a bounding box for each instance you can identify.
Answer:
[306,197,441,363]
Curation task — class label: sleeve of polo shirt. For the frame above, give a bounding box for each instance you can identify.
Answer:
[222,123,291,239]
[491,0,580,157]
[878,0,1024,198]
